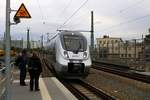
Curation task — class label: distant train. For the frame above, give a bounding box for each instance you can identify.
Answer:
[45,31,91,78]
[0,49,16,57]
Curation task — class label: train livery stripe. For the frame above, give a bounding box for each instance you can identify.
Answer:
[39,78,52,100]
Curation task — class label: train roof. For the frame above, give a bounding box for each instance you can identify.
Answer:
[59,31,84,37]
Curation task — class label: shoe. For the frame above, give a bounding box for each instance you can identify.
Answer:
[20,84,27,86]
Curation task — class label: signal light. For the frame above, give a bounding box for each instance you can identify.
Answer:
[13,17,20,24]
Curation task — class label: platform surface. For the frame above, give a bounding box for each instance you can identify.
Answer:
[135,71,150,76]
[12,77,77,100]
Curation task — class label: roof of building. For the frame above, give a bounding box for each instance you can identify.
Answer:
[96,35,123,42]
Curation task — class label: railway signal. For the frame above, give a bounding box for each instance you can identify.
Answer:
[14,3,31,18]
[13,17,20,24]
[5,2,31,100]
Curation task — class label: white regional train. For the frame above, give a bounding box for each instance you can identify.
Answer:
[45,31,91,78]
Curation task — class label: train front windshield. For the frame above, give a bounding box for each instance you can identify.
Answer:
[63,35,87,52]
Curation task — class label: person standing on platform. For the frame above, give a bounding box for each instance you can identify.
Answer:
[15,49,28,86]
[28,52,42,91]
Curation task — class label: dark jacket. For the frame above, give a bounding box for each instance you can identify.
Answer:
[15,55,28,70]
[28,57,42,73]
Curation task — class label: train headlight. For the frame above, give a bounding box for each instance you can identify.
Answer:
[83,52,87,59]
[64,51,69,58]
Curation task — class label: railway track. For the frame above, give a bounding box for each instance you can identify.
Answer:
[92,61,150,84]
[92,61,129,71]
[61,79,116,100]
[42,59,116,100]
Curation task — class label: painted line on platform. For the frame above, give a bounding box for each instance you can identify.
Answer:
[51,77,77,100]
[39,78,52,100]
[13,79,30,83]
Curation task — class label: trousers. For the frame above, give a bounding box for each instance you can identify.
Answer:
[20,69,26,85]
[28,70,40,90]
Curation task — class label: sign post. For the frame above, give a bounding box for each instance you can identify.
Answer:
[5,2,31,100]
[5,0,11,99]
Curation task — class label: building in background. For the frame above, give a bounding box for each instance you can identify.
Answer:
[0,39,39,50]
[11,40,23,49]
[96,35,123,59]
[96,35,143,60]
[0,40,23,49]
[0,40,4,49]
[23,41,39,49]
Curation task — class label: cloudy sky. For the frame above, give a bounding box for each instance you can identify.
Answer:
[0,0,150,42]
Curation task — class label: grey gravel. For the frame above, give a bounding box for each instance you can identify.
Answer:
[85,68,150,100]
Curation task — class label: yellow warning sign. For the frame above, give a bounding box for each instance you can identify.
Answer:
[14,3,31,18]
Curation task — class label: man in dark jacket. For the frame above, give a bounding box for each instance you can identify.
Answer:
[28,52,42,91]
[15,49,28,86]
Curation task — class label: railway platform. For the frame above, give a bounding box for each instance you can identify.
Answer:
[134,71,150,76]
[12,77,77,100]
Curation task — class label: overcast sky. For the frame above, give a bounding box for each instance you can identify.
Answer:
[0,0,150,42]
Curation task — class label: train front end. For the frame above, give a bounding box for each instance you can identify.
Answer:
[55,32,91,78]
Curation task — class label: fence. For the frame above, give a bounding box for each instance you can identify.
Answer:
[0,62,15,100]
[91,41,150,72]
[0,62,6,100]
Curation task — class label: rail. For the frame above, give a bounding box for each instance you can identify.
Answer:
[61,79,116,100]
[92,62,150,84]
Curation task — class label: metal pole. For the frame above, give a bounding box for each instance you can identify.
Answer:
[99,44,100,59]
[47,33,49,43]
[5,0,11,99]
[134,39,136,62]
[141,34,145,69]
[102,44,104,59]
[125,41,128,64]
[112,41,114,54]
[22,37,23,49]
[27,28,30,50]
[118,41,120,58]
[142,34,144,60]
[107,42,109,60]
[19,39,21,49]
[41,35,43,48]
[91,11,94,48]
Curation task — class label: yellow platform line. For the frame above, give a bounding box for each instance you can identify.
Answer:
[39,78,52,100]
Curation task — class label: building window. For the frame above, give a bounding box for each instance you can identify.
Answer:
[123,46,126,50]
[99,41,101,44]
[115,40,118,43]
[115,47,118,50]
[107,40,109,44]
[111,40,114,44]
[124,54,127,57]
[128,47,131,51]
[103,41,105,44]
[128,54,131,57]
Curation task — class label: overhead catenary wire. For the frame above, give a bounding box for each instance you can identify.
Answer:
[59,0,73,16]
[36,0,45,24]
[120,0,145,13]
[100,0,147,34]
[99,13,150,32]
[58,0,88,30]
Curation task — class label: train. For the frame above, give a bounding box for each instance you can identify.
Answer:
[0,49,16,57]
[45,31,91,78]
